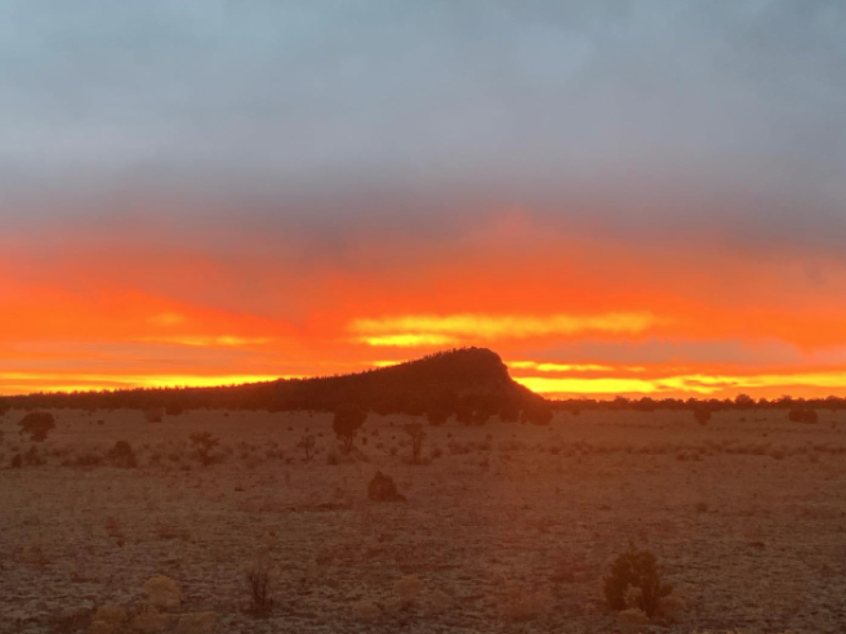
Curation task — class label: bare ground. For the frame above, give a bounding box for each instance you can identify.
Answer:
[1,408,845,634]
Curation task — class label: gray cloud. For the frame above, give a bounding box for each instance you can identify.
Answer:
[1,0,844,252]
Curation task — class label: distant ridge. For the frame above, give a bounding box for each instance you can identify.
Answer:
[1,348,548,421]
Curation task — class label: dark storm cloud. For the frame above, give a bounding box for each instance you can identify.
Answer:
[1,0,844,252]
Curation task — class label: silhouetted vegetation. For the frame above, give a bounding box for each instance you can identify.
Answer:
[4,349,844,428]
[0,348,540,419]
[522,401,554,426]
[604,543,673,618]
[693,408,712,426]
[788,408,818,424]
[368,471,405,502]
[332,404,367,452]
[107,441,137,468]
[245,563,274,617]
[297,434,316,461]
[189,432,221,466]
[18,411,55,442]
[404,423,427,464]
[144,408,164,423]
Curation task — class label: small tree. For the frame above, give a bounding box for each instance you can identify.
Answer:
[522,402,554,426]
[165,403,185,417]
[604,543,673,618]
[788,408,818,424]
[368,471,405,502]
[245,562,274,617]
[297,435,316,461]
[19,412,55,442]
[144,408,165,423]
[333,405,367,452]
[693,408,711,426]
[404,423,427,464]
[189,432,221,466]
[107,440,138,468]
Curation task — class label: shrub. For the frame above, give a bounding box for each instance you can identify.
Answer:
[144,408,165,423]
[603,543,673,618]
[165,403,185,417]
[788,408,818,424]
[246,563,274,617]
[297,435,316,461]
[368,471,405,502]
[24,445,45,466]
[18,411,55,442]
[404,423,427,464]
[522,402,554,426]
[107,441,137,468]
[188,432,221,466]
[693,409,711,426]
[333,405,367,452]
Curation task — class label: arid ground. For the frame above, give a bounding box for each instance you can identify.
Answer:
[2,408,845,634]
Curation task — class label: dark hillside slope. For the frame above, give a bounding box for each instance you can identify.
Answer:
[4,348,547,422]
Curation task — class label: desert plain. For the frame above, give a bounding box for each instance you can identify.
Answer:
[1,407,845,634]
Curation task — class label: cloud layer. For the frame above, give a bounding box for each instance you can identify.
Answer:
[1,2,845,397]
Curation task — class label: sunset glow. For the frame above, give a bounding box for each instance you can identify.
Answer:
[2,2,845,401]
[5,223,846,400]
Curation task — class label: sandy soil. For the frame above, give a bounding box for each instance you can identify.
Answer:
[1,408,845,634]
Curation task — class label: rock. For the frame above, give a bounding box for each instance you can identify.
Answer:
[143,575,183,609]
[176,611,218,634]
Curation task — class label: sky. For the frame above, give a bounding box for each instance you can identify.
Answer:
[2,0,846,399]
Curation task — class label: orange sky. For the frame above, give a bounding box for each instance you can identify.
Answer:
[4,210,846,399]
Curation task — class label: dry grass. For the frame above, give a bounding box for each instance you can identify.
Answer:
[0,407,844,632]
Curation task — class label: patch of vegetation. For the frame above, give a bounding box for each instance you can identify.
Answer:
[603,543,673,618]
[368,471,405,502]
[333,404,367,452]
[188,432,221,466]
[522,401,554,426]
[297,434,316,461]
[144,408,164,423]
[19,411,55,442]
[107,441,138,468]
[245,563,274,617]
[788,408,818,424]
[693,408,711,426]
[404,423,427,464]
